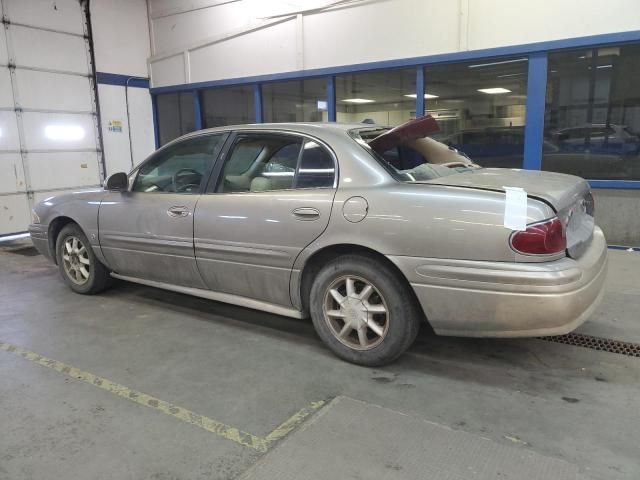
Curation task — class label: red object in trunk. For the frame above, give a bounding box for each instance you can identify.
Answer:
[369,115,440,153]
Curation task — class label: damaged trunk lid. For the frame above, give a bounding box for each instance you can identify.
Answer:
[424,168,595,258]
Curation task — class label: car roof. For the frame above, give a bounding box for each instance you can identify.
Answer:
[182,122,381,139]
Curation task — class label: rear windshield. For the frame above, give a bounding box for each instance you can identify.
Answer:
[350,127,480,182]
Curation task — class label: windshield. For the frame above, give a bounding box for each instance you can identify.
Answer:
[350,126,481,182]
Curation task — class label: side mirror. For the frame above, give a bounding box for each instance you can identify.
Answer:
[105,172,128,191]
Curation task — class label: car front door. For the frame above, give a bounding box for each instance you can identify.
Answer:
[99,133,228,287]
[194,131,337,307]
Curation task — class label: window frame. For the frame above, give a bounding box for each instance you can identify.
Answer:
[205,129,339,194]
[128,131,231,195]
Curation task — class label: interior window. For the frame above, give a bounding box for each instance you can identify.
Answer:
[295,141,335,188]
[217,135,303,192]
[132,134,225,193]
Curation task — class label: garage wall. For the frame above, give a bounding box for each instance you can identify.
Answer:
[0,0,155,236]
[148,0,640,87]
[0,0,103,236]
[90,0,155,176]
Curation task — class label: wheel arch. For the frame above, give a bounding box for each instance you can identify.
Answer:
[48,216,80,264]
[296,243,430,328]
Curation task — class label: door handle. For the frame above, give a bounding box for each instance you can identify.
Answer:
[292,207,320,221]
[167,206,190,218]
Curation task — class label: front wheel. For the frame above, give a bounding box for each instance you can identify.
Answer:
[56,223,112,294]
[309,254,421,366]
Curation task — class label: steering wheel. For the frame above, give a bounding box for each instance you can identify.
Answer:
[172,168,202,192]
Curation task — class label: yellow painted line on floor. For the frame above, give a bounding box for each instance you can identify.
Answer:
[264,400,326,446]
[0,340,324,453]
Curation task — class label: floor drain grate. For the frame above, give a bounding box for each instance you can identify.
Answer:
[540,333,640,357]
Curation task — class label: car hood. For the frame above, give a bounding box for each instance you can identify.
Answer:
[421,168,590,212]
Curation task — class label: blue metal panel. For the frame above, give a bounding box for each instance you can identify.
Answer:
[96,72,150,89]
[151,94,160,149]
[149,30,640,95]
[415,67,425,118]
[254,84,263,123]
[193,90,203,130]
[588,180,640,189]
[327,76,336,122]
[523,53,548,170]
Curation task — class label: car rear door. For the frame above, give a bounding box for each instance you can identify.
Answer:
[194,131,337,307]
[99,133,228,287]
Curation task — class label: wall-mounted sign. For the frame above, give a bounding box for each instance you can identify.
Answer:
[108,120,123,133]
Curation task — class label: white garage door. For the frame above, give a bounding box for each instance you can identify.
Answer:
[0,0,102,236]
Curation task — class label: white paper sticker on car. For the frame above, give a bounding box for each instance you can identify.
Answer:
[503,186,527,231]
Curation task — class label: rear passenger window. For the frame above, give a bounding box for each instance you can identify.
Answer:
[216,134,335,193]
[295,141,335,188]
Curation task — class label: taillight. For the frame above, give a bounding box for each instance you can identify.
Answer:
[510,217,566,255]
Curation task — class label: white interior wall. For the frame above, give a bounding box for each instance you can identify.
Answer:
[148,0,640,88]
[90,0,155,173]
[97,84,155,176]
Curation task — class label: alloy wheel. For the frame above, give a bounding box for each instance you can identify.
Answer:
[323,275,389,350]
[62,236,91,285]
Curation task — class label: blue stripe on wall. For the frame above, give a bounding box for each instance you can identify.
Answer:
[96,72,150,88]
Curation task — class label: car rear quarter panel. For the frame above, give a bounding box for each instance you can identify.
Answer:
[291,181,556,309]
[297,182,555,262]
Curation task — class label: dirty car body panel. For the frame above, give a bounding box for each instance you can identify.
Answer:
[29,121,607,340]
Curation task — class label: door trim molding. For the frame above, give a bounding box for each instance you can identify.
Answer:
[110,273,306,319]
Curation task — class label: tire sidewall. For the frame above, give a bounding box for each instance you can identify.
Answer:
[309,255,420,366]
[56,224,99,294]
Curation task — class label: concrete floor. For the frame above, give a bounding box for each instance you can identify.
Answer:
[1,243,639,480]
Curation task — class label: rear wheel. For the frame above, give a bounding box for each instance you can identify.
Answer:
[309,254,421,366]
[56,223,112,294]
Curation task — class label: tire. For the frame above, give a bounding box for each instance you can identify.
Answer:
[309,253,421,366]
[55,223,112,294]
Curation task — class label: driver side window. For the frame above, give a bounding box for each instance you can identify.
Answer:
[132,134,225,194]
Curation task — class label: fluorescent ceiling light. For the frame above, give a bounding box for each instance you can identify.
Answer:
[596,64,613,69]
[317,100,328,110]
[342,98,375,104]
[468,58,527,69]
[496,72,525,78]
[404,93,439,99]
[45,125,85,141]
[478,87,511,94]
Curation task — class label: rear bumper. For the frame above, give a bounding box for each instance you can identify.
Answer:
[389,226,608,337]
[28,223,52,260]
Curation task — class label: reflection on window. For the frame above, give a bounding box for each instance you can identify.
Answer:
[296,140,335,188]
[218,135,302,193]
[156,93,195,146]
[543,45,640,180]
[202,86,255,128]
[424,58,528,168]
[133,134,224,194]
[336,69,416,126]
[262,79,327,122]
